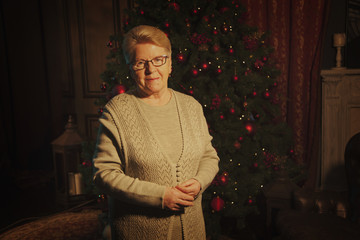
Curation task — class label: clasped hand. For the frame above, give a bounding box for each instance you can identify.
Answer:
[163,178,201,211]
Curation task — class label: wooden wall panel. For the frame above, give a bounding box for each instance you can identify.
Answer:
[77,0,120,97]
[85,114,101,140]
[63,0,128,138]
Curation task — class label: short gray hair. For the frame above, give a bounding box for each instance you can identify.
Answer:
[122,25,172,64]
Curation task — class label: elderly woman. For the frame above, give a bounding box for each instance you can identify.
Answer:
[93,25,219,240]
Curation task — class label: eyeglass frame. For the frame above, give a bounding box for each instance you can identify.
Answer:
[131,55,169,71]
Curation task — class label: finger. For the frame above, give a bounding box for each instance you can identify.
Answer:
[172,204,181,211]
[178,198,194,207]
[178,179,194,187]
[180,191,195,201]
[176,185,197,196]
[175,185,190,193]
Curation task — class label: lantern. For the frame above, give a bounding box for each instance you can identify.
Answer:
[51,115,84,206]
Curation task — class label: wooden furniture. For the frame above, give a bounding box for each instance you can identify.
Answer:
[320,69,360,191]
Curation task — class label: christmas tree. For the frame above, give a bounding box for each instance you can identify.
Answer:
[87,0,302,238]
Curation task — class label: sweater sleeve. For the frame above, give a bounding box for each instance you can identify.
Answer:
[93,109,167,209]
[192,104,220,193]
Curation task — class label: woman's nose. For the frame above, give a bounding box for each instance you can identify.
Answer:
[145,61,156,74]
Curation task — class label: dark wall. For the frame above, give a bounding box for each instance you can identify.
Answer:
[0,0,128,173]
[0,0,65,171]
[322,0,347,69]
[322,0,360,69]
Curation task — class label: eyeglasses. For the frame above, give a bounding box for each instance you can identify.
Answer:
[131,55,169,70]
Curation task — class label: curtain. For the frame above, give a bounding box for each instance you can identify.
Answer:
[240,0,331,189]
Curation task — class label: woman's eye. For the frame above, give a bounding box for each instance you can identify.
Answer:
[153,58,162,63]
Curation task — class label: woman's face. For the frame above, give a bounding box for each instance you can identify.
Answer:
[131,43,172,96]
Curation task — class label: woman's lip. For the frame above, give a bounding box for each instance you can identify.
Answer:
[146,77,159,81]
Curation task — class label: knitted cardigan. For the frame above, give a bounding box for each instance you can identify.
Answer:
[93,90,219,240]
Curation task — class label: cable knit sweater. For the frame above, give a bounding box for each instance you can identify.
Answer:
[93,89,219,240]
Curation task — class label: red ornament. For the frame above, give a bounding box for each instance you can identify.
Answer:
[168,2,180,11]
[219,114,225,120]
[216,68,222,74]
[218,172,229,185]
[263,90,270,99]
[213,29,219,35]
[229,108,235,114]
[106,41,113,48]
[100,82,107,91]
[177,53,185,63]
[252,90,257,97]
[82,160,92,167]
[253,162,258,168]
[123,17,129,26]
[112,84,127,96]
[201,62,209,70]
[221,24,229,34]
[238,136,244,141]
[248,198,253,204]
[211,196,225,211]
[164,22,170,28]
[189,89,194,95]
[191,68,199,77]
[232,0,241,8]
[203,15,209,22]
[234,140,241,149]
[140,9,145,15]
[228,47,234,54]
[98,108,103,114]
[245,122,256,136]
[233,75,239,82]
